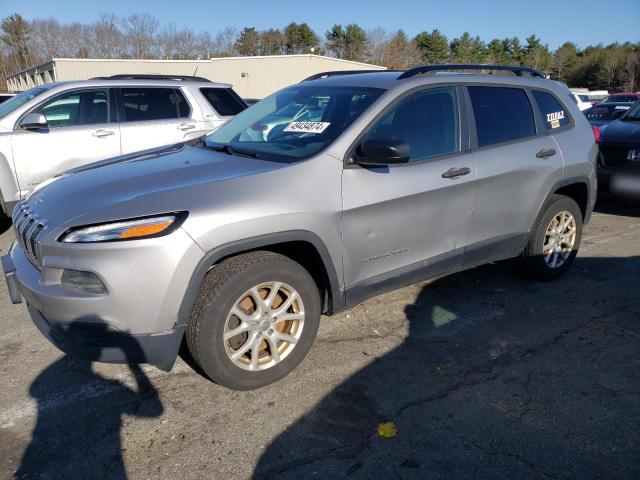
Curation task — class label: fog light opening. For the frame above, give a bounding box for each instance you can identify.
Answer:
[61,269,108,295]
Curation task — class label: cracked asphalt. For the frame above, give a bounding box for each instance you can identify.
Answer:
[1,198,639,480]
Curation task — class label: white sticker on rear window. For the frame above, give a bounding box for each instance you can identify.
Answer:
[283,121,331,134]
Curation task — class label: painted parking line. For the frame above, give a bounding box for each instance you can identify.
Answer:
[0,362,191,429]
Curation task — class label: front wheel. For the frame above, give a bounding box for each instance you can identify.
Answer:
[186,251,321,390]
[522,195,583,280]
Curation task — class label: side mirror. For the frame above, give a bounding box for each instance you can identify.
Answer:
[19,113,48,130]
[612,109,626,119]
[355,138,410,166]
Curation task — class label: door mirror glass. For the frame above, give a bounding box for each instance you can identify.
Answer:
[19,113,48,130]
[356,138,410,165]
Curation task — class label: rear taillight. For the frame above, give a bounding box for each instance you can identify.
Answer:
[592,126,601,143]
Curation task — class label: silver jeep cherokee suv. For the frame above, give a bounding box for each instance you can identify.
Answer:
[3,65,597,390]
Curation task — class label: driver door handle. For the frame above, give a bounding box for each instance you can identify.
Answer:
[178,123,196,131]
[442,167,471,179]
[536,148,557,159]
[92,129,115,138]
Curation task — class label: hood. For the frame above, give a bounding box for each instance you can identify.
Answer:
[601,119,640,145]
[22,143,288,227]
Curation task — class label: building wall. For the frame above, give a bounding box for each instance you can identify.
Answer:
[7,55,385,98]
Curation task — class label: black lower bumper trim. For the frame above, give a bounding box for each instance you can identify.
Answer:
[28,305,184,371]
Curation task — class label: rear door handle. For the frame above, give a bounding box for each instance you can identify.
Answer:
[442,167,471,179]
[178,123,196,131]
[536,148,557,159]
[92,129,115,138]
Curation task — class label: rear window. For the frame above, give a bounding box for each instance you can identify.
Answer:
[532,90,570,130]
[121,88,190,122]
[200,88,246,116]
[468,86,536,147]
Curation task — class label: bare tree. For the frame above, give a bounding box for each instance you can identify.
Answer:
[121,14,158,58]
[365,27,387,65]
[93,14,125,58]
[213,26,238,56]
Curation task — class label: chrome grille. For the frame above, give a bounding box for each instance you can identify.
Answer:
[12,203,48,266]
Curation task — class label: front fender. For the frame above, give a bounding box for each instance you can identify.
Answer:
[176,230,344,329]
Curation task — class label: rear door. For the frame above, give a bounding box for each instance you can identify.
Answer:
[11,87,120,194]
[118,87,195,154]
[342,86,477,295]
[463,85,564,266]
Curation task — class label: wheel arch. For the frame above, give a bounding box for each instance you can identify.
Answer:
[553,180,589,221]
[176,231,344,328]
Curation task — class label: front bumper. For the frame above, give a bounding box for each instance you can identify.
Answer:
[2,230,204,370]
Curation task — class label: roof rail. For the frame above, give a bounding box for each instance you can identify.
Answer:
[397,64,546,80]
[301,70,393,82]
[90,74,212,82]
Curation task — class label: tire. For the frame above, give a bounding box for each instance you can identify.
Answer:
[523,195,583,281]
[186,251,321,390]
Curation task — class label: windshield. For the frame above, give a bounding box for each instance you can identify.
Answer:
[0,86,52,120]
[622,101,640,120]
[205,85,384,161]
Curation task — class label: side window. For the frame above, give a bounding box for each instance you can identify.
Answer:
[468,86,536,147]
[200,88,246,116]
[532,90,570,130]
[36,89,109,128]
[121,88,190,122]
[363,87,460,161]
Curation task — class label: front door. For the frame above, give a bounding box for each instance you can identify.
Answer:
[342,86,477,300]
[11,87,121,195]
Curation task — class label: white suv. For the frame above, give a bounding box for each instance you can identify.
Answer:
[0,75,246,217]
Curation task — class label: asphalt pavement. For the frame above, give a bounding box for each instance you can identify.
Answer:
[0,198,639,480]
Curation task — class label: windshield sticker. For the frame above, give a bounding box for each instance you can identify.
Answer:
[283,121,331,134]
[546,110,565,129]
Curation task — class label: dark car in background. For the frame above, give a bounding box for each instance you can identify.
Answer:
[585,102,634,129]
[597,100,640,198]
[601,92,640,104]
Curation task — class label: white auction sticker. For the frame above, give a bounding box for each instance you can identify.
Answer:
[283,121,331,134]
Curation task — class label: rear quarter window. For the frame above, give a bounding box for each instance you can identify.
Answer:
[532,90,570,130]
[468,86,536,147]
[200,88,247,116]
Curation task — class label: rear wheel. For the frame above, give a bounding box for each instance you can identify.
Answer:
[186,251,321,390]
[523,195,583,280]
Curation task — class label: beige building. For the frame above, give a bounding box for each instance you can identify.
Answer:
[6,55,385,98]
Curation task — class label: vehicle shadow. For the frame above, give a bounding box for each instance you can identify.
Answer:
[0,215,11,235]
[15,322,163,480]
[253,255,640,479]
[594,195,640,217]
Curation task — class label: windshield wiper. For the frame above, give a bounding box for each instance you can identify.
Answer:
[205,142,259,158]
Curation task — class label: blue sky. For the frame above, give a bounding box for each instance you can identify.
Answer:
[1,0,638,50]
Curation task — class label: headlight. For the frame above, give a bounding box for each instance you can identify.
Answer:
[59,213,187,243]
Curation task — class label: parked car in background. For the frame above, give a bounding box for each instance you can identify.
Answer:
[601,93,640,104]
[0,75,246,218]
[571,89,609,111]
[584,102,634,130]
[596,100,640,198]
[2,65,597,390]
[0,93,16,104]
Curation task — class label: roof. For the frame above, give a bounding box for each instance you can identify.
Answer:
[300,69,561,92]
[7,54,386,78]
[36,78,232,90]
